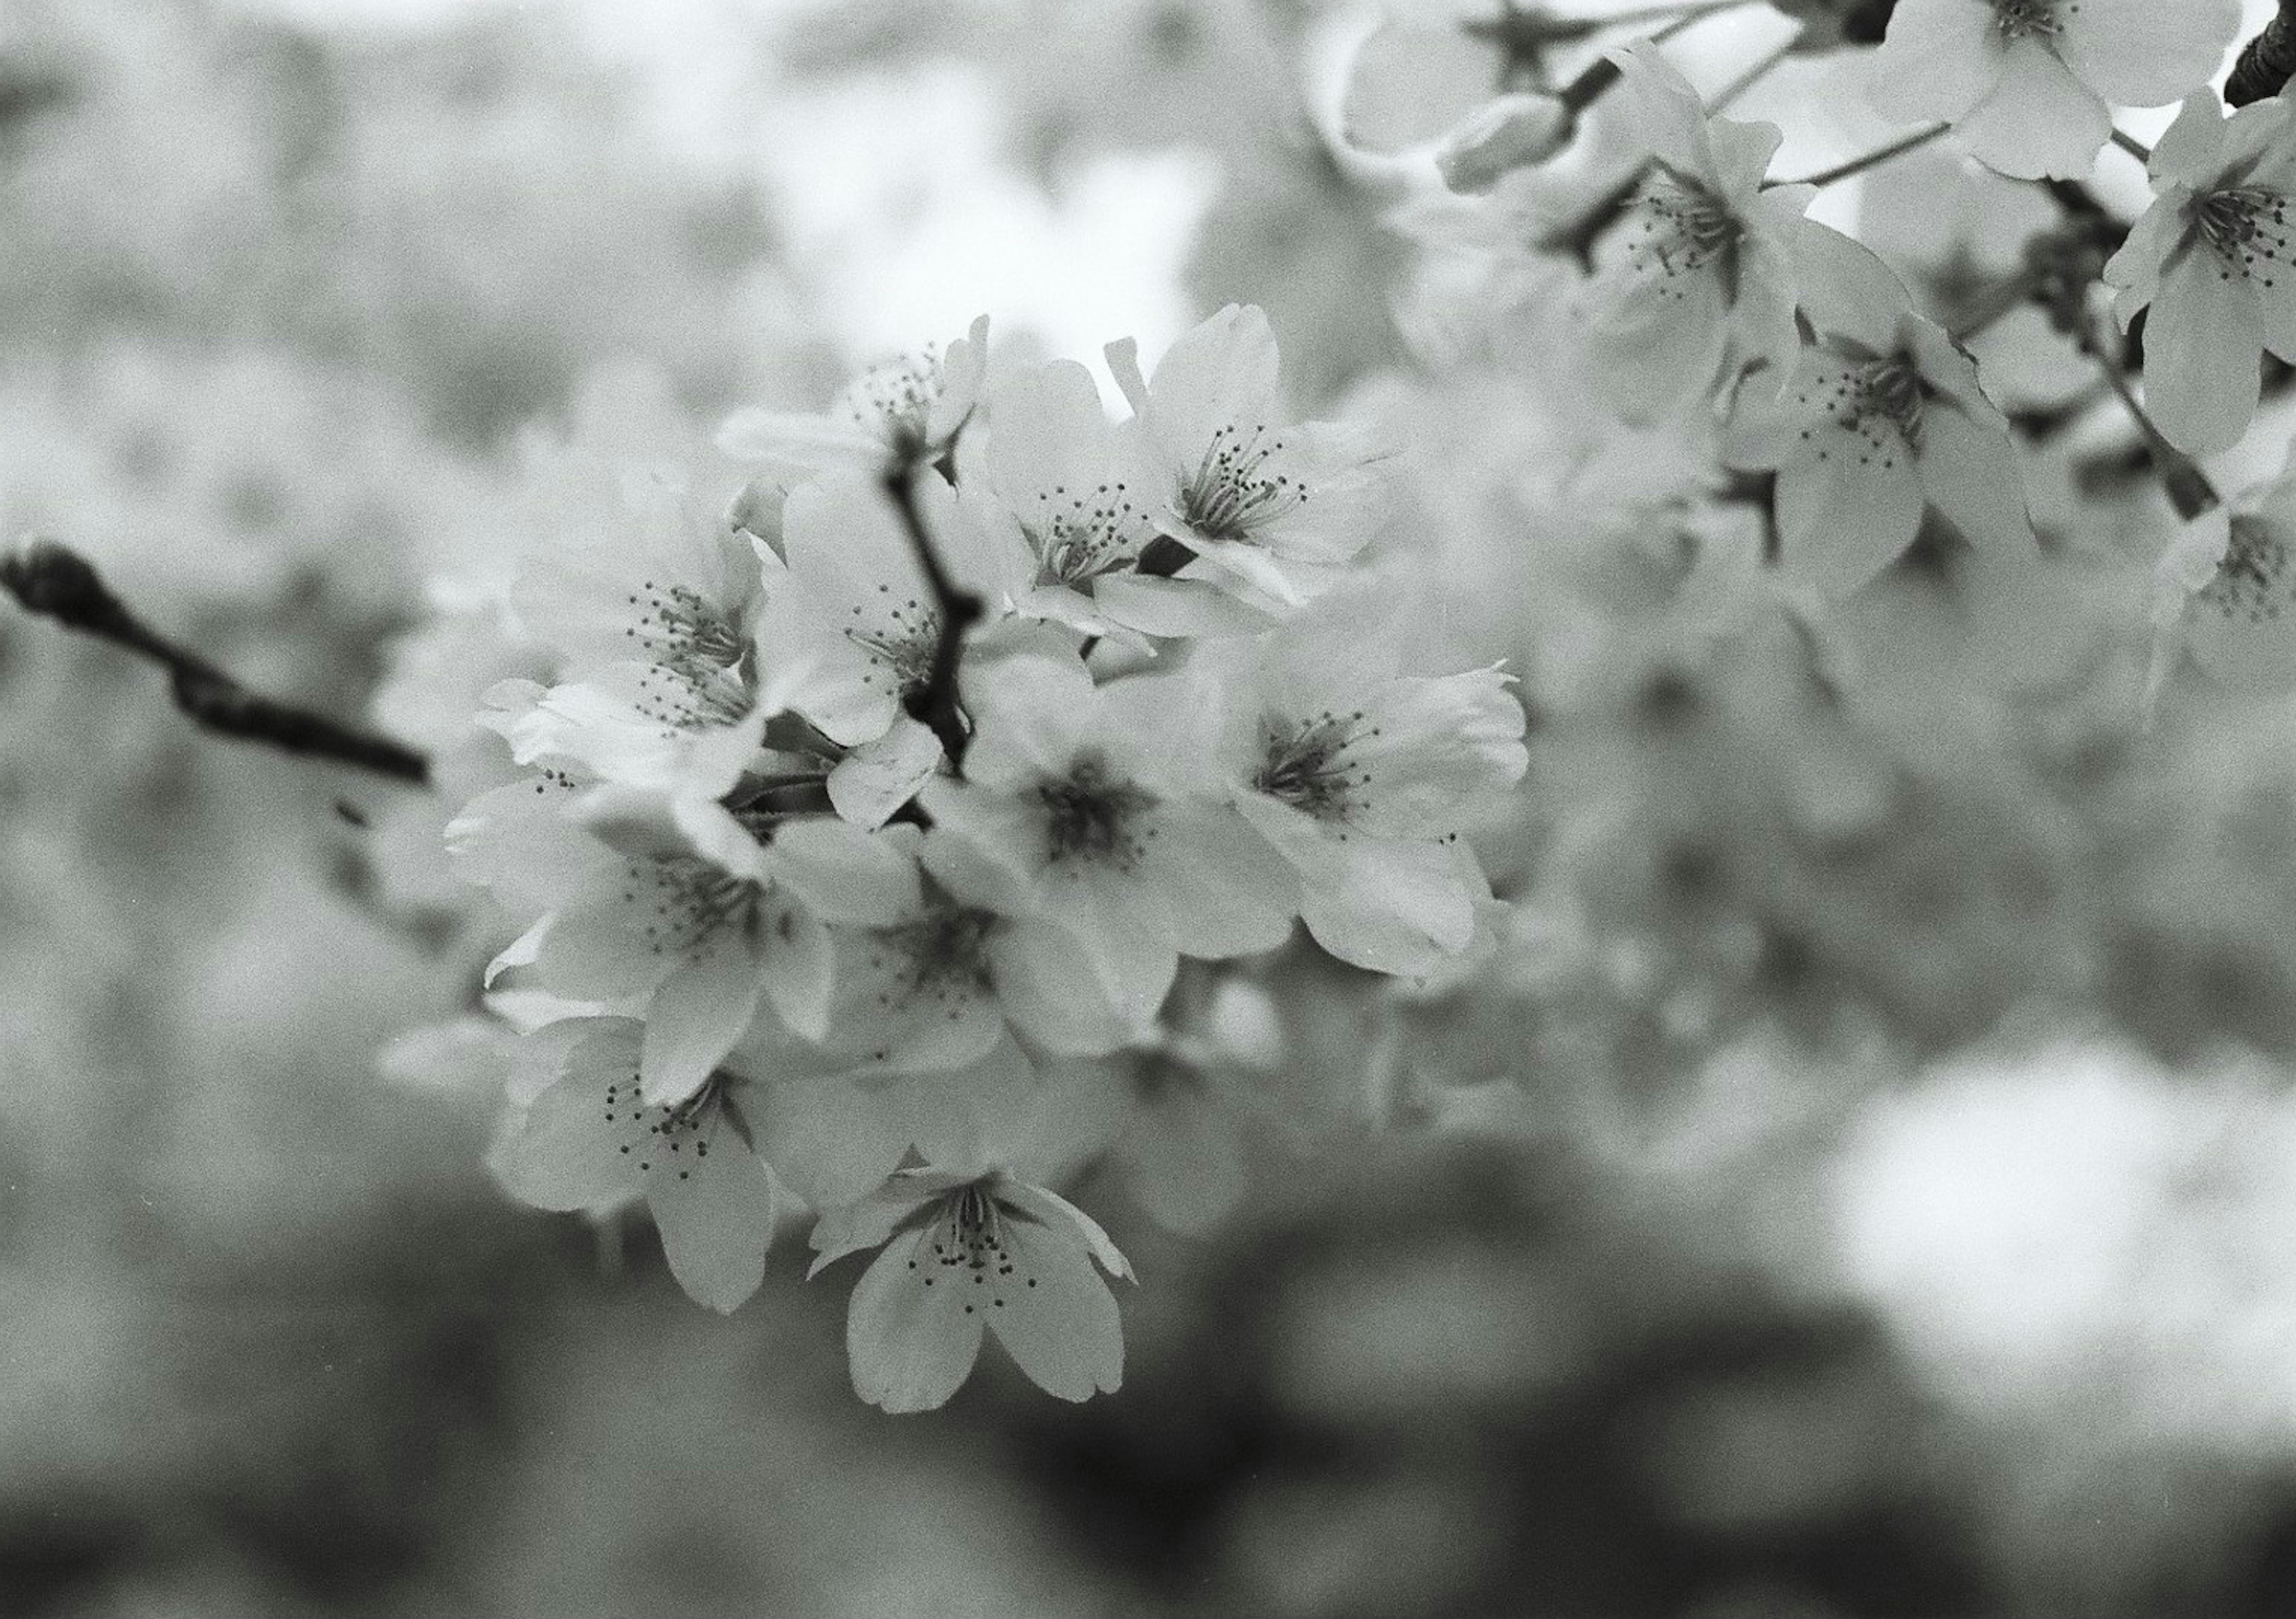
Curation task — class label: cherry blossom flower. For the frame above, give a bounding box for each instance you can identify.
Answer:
[1578,43,1816,420]
[1723,233,2031,598]
[1210,607,1527,977]
[1104,304,1384,609]
[919,650,1300,1027]
[456,683,923,1106]
[488,1018,780,1313]
[2148,448,2296,701]
[716,314,991,484]
[744,471,977,825]
[1869,0,2240,181]
[809,1167,1132,1412]
[2104,90,2296,457]
[967,356,1265,644]
[512,459,761,714]
[814,825,1139,1074]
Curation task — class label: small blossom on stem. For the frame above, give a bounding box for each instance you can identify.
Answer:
[2148,445,2296,702]
[1106,304,1384,610]
[810,1167,1133,1412]
[1868,0,2240,181]
[1724,232,2031,597]
[2104,90,2296,456]
[488,1019,780,1313]
[1578,42,1816,419]
[716,316,990,485]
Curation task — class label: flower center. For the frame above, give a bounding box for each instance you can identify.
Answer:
[847,349,947,457]
[1031,480,1144,587]
[600,1069,741,1181]
[1851,357,1924,445]
[1625,169,1742,300]
[1039,752,1156,869]
[1256,710,1376,826]
[878,903,998,1003]
[841,588,941,699]
[627,577,752,729]
[624,856,765,960]
[1992,0,2057,39]
[2194,187,2293,289]
[906,1183,1042,1313]
[2200,516,2296,624]
[1176,422,1308,545]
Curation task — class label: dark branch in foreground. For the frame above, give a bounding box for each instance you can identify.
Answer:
[879,464,982,769]
[1,538,431,784]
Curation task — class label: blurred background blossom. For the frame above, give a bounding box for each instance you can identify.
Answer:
[11,1,2296,1615]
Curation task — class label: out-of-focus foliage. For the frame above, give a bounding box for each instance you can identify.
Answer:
[13,0,2296,1615]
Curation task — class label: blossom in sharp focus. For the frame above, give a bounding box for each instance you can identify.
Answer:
[1577,42,1815,421]
[2148,447,2296,702]
[1869,0,2240,181]
[969,355,1274,644]
[920,651,1300,1028]
[814,823,1138,1074]
[511,459,761,714]
[716,314,991,485]
[488,1018,779,1313]
[1104,303,1384,610]
[745,471,975,826]
[460,683,924,1104]
[809,1167,1132,1413]
[1724,233,2031,598]
[2104,90,2296,457]
[1213,606,1528,977]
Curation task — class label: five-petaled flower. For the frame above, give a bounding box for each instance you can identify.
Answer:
[2148,447,2296,702]
[810,1166,1134,1413]
[1870,0,2239,181]
[1106,304,1384,611]
[1209,604,1528,977]
[920,650,1300,1028]
[2105,90,2296,457]
[1577,43,1818,421]
[490,1018,781,1313]
[1724,236,2031,598]
[716,315,991,485]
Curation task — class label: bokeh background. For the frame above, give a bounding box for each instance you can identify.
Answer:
[10,1,2296,1614]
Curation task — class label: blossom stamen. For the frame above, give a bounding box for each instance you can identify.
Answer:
[2193,187,2294,289]
[840,591,942,698]
[602,1069,737,1181]
[1625,169,1742,302]
[1033,480,1143,586]
[1992,0,2059,41]
[1039,753,1156,870]
[1256,709,1379,830]
[2200,516,2296,625]
[626,578,753,731]
[1176,423,1308,545]
[908,1183,1039,1312]
[871,904,997,1017]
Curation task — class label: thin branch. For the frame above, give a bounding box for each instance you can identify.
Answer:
[2229,0,2296,108]
[1,538,430,784]
[878,462,982,769]
[2108,127,2153,166]
[1769,123,1949,191]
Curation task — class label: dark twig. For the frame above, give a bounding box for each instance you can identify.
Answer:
[1,537,430,784]
[879,463,982,769]
[2229,0,2296,108]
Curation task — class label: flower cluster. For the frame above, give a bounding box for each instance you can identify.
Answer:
[447,307,1526,1408]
